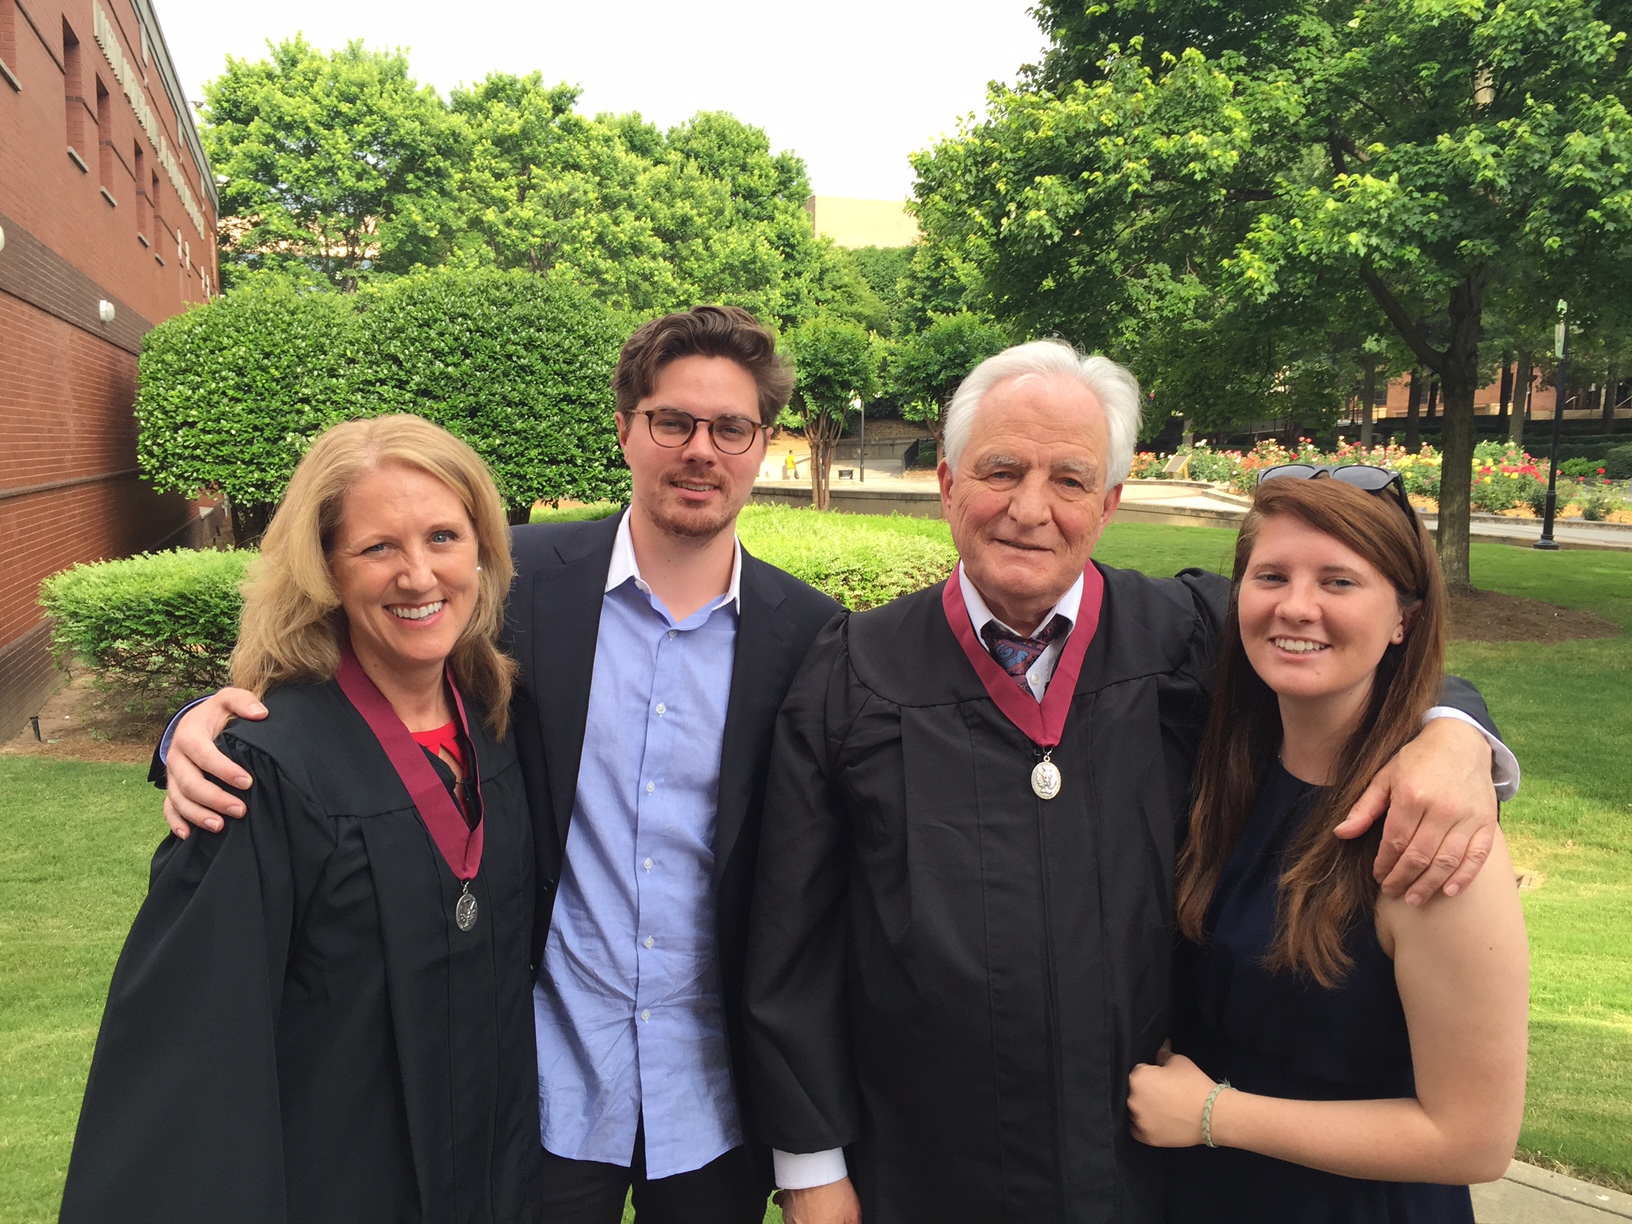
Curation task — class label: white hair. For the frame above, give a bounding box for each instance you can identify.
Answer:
[941,339,1143,488]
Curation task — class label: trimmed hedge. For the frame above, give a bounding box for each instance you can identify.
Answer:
[135,279,358,539]
[40,510,955,706]
[39,550,253,709]
[357,270,629,516]
[530,503,958,610]
[135,268,629,533]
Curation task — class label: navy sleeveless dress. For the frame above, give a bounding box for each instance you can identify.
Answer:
[1165,762,1475,1223]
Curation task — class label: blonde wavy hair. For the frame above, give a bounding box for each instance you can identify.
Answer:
[229,415,517,738]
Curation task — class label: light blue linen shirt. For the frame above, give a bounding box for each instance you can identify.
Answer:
[533,511,745,1179]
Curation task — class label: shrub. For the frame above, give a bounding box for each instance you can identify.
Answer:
[1522,479,1552,517]
[737,506,956,609]
[1130,452,1168,480]
[1559,457,1606,479]
[1604,445,1632,481]
[357,269,629,519]
[135,270,632,540]
[1577,481,1622,522]
[530,502,624,524]
[39,550,253,711]
[536,503,957,609]
[135,279,359,541]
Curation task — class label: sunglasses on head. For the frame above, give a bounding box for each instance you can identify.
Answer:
[1256,463,1418,526]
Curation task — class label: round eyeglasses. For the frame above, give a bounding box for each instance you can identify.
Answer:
[626,409,767,456]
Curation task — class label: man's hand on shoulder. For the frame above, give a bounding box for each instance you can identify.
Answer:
[1334,716,1498,907]
[776,1178,862,1224]
[162,688,268,840]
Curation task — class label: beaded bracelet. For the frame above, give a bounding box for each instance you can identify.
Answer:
[1201,1079,1231,1148]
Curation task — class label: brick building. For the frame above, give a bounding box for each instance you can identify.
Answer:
[0,0,219,735]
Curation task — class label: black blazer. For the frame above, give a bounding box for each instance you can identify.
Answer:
[505,511,841,1137]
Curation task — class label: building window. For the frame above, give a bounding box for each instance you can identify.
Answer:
[151,171,165,263]
[1,0,19,91]
[135,143,150,239]
[64,20,87,169]
[96,77,117,203]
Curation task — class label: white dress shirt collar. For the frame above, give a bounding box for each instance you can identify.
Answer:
[606,508,743,609]
[958,563,1084,640]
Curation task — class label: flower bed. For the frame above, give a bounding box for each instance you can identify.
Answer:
[1133,439,1631,521]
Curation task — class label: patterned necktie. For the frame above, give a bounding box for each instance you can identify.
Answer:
[981,615,1069,695]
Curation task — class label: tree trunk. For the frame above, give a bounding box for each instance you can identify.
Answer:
[1434,278,1486,594]
[1360,358,1376,449]
[1497,351,1513,437]
[229,501,272,548]
[1425,379,1439,423]
[806,410,847,511]
[1511,349,1532,448]
[1605,363,1619,433]
[1406,370,1423,453]
[809,435,831,510]
[507,503,533,527]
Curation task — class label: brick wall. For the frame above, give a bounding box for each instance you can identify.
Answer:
[1,0,220,735]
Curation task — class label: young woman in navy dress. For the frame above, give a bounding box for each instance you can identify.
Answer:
[1128,470,1528,1223]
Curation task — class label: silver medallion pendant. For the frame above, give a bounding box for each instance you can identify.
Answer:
[1031,755,1062,801]
[455,886,478,931]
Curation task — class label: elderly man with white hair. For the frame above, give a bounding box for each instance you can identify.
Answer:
[742,341,1513,1224]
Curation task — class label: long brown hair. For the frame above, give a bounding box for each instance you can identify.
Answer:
[229,415,518,737]
[1174,477,1447,986]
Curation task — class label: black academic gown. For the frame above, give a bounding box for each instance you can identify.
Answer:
[61,681,540,1224]
[744,565,1498,1224]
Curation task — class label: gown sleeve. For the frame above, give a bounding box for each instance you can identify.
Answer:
[60,739,310,1224]
[743,615,864,1156]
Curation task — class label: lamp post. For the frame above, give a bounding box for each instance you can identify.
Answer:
[1535,299,1568,550]
[852,394,865,483]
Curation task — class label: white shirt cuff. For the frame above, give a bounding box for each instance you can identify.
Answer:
[1424,706,1520,802]
[773,1147,848,1190]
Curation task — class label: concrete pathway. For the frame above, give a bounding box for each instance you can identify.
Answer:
[1419,513,1632,551]
[1474,1162,1632,1222]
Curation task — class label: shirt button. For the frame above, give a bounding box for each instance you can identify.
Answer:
[667,629,678,639]
[645,781,655,794]
[641,1009,652,1022]
[643,857,654,871]
[643,936,655,948]
[655,702,666,716]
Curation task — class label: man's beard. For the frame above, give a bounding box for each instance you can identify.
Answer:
[646,464,740,540]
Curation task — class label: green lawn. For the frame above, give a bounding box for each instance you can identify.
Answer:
[3,521,1627,1221]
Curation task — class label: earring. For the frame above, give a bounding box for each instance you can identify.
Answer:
[476,565,483,572]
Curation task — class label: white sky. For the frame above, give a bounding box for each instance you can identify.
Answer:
[146,0,1050,200]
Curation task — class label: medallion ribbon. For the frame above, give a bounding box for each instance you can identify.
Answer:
[335,644,484,884]
[941,564,1105,751]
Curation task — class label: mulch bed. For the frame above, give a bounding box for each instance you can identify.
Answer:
[1447,589,1621,644]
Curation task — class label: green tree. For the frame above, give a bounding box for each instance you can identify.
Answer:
[913,0,1632,588]
[848,245,915,333]
[448,74,677,311]
[785,316,883,509]
[203,38,461,288]
[356,269,629,519]
[134,278,358,542]
[888,312,1011,448]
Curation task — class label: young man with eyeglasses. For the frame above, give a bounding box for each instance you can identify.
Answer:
[155,305,842,1223]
